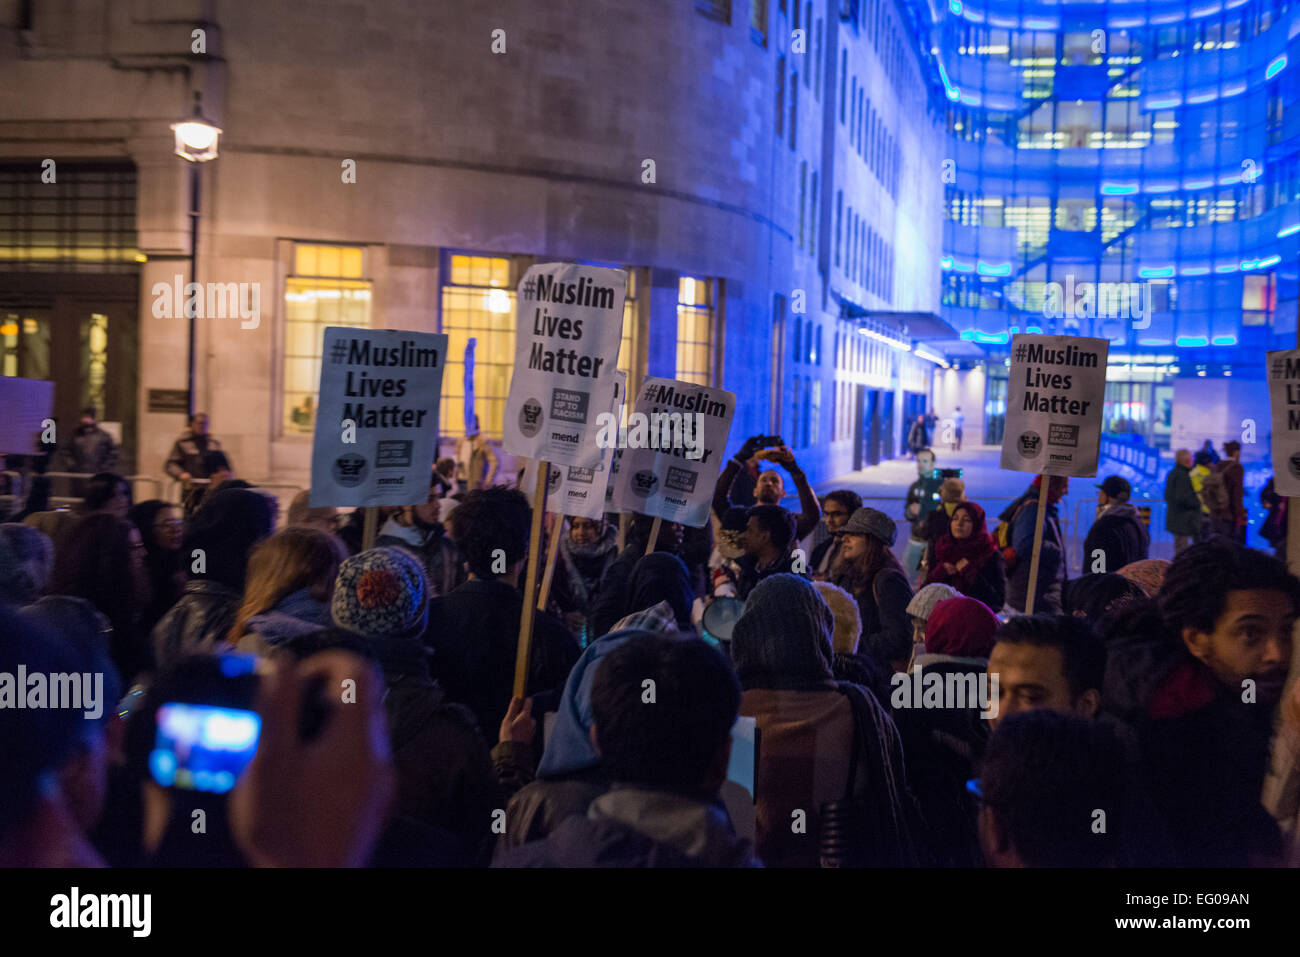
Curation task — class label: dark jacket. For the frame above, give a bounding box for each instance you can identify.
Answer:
[1216,458,1246,523]
[735,548,809,601]
[1006,499,1064,614]
[495,766,613,857]
[548,528,620,627]
[889,655,990,867]
[936,549,1006,612]
[151,579,241,672]
[587,541,680,639]
[1164,464,1202,536]
[905,474,942,539]
[376,521,463,598]
[1103,614,1282,867]
[1082,501,1149,574]
[495,786,758,867]
[425,578,581,738]
[837,550,914,665]
[369,633,503,862]
[164,431,223,480]
[58,424,118,474]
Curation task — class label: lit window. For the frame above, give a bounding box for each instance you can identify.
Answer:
[283,244,372,435]
[676,277,714,386]
[440,255,514,439]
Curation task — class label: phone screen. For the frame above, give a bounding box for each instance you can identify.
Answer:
[148,702,262,793]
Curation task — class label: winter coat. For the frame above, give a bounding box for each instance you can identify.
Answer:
[1082,501,1149,574]
[495,785,758,867]
[836,550,914,665]
[1163,464,1202,536]
[889,654,990,866]
[164,431,223,480]
[58,425,118,474]
[376,519,463,597]
[735,548,809,601]
[548,528,619,625]
[425,578,581,739]
[232,587,333,654]
[368,633,503,862]
[151,579,241,672]
[1102,617,1282,866]
[1006,499,1064,614]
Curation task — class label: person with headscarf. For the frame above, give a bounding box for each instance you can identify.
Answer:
[904,582,961,661]
[619,552,694,632]
[731,574,921,867]
[151,488,275,672]
[891,594,1000,866]
[924,501,1006,612]
[548,515,620,642]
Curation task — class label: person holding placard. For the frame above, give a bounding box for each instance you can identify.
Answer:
[1005,475,1069,615]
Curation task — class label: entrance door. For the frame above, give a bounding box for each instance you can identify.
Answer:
[0,278,139,469]
[879,390,895,462]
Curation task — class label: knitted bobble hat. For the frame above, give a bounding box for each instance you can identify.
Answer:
[331,546,429,641]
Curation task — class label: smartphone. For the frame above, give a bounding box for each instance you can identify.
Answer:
[147,653,262,794]
[148,702,261,794]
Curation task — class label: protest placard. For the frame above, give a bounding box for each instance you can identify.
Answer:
[310,327,448,507]
[1000,334,1109,478]
[609,377,736,528]
[502,263,626,466]
[0,377,53,456]
[1268,349,1300,496]
[1000,334,1108,614]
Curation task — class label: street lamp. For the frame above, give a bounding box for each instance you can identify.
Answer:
[171,92,222,417]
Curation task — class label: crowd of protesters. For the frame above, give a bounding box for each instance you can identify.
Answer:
[1,426,1299,870]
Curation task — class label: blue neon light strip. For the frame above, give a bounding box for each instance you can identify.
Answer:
[977,261,1011,276]
[1101,183,1138,195]
[1177,336,1209,347]
[1139,266,1174,278]
[1212,336,1238,346]
[1279,223,1300,238]
[1266,55,1287,80]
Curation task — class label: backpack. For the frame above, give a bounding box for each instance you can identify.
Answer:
[993,500,1030,572]
[1199,463,1230,517]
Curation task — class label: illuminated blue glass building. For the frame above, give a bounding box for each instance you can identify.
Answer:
[931,0,1299,451]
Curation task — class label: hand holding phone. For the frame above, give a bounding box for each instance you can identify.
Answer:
[230,651,395,868]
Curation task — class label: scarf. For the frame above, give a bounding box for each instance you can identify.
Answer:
[930,501,996,582]
[559,527,618,609]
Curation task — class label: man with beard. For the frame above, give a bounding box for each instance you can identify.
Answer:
[1102,540,1300,866]
[902,448,942,580]
[713,435,821,540]
[376,478,463,598]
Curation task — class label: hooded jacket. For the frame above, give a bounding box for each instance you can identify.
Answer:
[495,786,757,867]
[1102,604,1282,866]
[1083,501,1149,574]
[495,628,652,857]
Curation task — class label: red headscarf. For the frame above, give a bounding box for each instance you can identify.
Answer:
[928,501,996,585]
[924,595,1000,658]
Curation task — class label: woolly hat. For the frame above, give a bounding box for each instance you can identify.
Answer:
[812,580,863,655]
[731,573,835,691]
[835,506,897,547]
[331,546,429,641]
[905,582,959,621]
[924,595,999,659]
[0,523,54,605]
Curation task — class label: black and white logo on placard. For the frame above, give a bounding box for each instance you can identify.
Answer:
[333,452,369,487]
[519,398,544,438]
[1017,431,1042,459]
[631,470,659,498]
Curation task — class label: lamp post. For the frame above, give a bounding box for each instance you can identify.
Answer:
[170,91,222,418]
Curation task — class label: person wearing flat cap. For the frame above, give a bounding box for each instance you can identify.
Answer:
[1082,475,1149,575]
[829,507,915,671]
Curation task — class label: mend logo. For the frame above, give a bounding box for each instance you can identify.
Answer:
[50,887,151,937]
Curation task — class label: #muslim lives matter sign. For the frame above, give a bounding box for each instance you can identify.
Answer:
[311,326,448,507]
[502,262,627,467]
[1000,334,1109,477]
